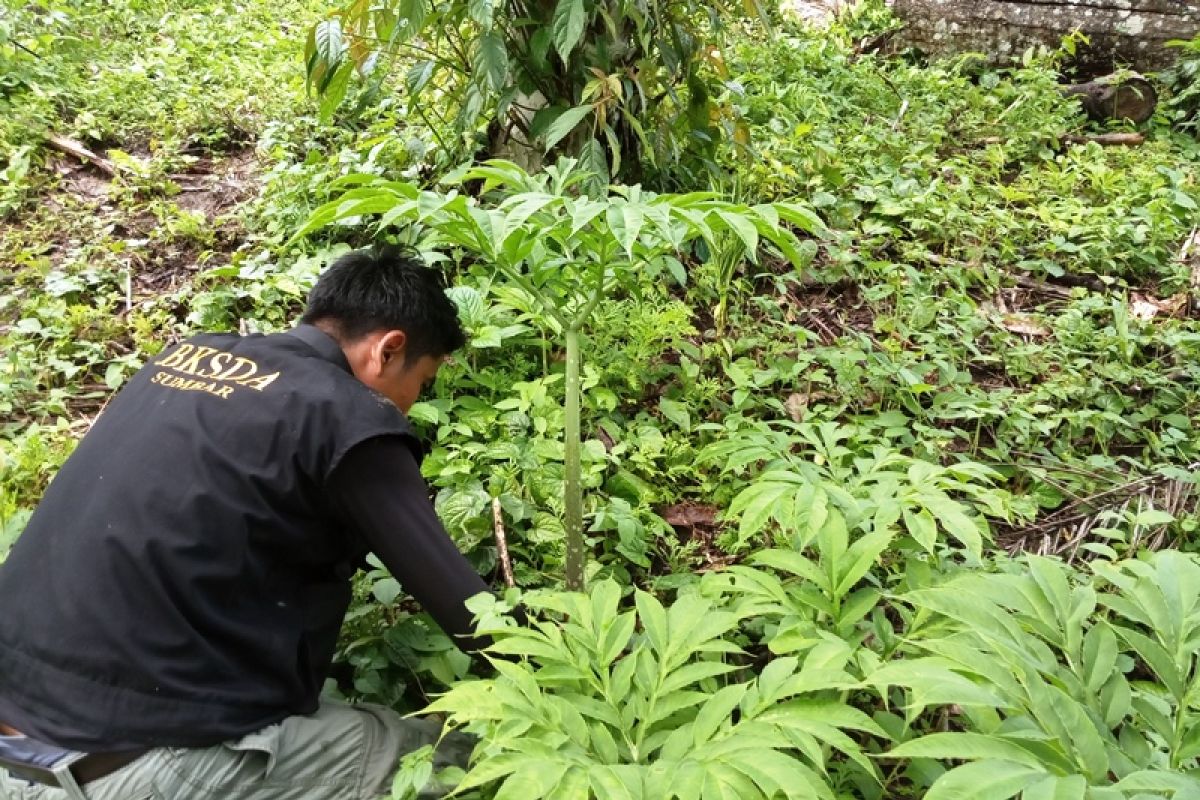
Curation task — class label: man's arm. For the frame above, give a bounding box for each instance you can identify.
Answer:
[327,436,492,652]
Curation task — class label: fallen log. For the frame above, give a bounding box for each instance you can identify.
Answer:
[888,0,1200,74]
[1062,74,1158,124]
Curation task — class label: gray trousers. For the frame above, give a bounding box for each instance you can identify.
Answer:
[0,701,470,800]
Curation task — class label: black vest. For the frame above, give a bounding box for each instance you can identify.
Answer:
[0,326,417,750]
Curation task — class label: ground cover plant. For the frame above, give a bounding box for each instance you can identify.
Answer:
[2,0,1200,797]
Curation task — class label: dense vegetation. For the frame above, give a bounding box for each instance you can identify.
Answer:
[2,0,1199,797]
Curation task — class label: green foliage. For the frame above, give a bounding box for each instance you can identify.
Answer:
[400,550,1200,798]
[304,0,768,184]
[0,0,329,216]
[0,422,77,561]
[4,5,1200,797]
[1164,35,1200,134]
[401,580,884,799]
[699,420,1029,556]
[293,156,820,588]
[730,28,1200,285]
[874,551,1200,797]
[335,557,473,708]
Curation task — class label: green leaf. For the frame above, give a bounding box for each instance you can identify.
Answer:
[391,745,435,800]
[406,60,436,96]
[1113,770,1200,794]
[767,201,826,235]
[103,362,126,390]
[588,765,639,800]
[374,7,398,42]
[836,529,893,597]
[659,661,739,695]
[635,589,668,655]
[715,210,759,260]
[1020,775,1086,800]
[318,61,354,122]
[587,578,620,629]
[600,610,637,666]
[925,760,1046,800]
[543,105,593,153]
[1179,720,1200,761]
[919,491,985,558]
[886,733,1047,771]
[903,507,938,552]
[602,123,622,179]
[452,752,545,793]
[493,760,571,799]
[646,689,709,725]
[608,203,645,258]
[1027,557,1072,623]
[577,138,609,195]
[751,549,822,585]
[1112,625,1185,699]
[730,481,795,546]
[396,0,427,35]
[307,17,347,93]
[1081,622,1118,693]
[545,766,589,800]
[551,0,586,64]
[692,684,745,746]
[468,0,495,30]
[866,658,1009,710]
[702,762,766,799]
[659,397,691,431]
[722,749,829,800]
[472,31,507,93]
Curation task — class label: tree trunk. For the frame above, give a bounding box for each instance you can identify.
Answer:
[887,0,1200,75]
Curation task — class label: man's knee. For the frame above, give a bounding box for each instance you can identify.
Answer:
[299,701,472,799]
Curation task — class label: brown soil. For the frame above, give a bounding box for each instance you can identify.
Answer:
[40,146,259,298]
[659,501,738,571]
[170,149,259,217]
[783,279,877,344]
[2,146,264,426]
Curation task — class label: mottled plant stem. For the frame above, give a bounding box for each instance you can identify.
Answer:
[563,324,585,591]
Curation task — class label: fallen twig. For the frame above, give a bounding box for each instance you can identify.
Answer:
[46,133,118,176]
[975,132,1145,148]
[1182,227,1200,316]
[1062,133,1145,147]
[12,40,41,59]
[1005,462,1199,559]
[1009,274,1073,300]
[920,251,1102,298]
[492,497,515,589]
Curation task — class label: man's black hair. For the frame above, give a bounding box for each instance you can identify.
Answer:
[301,245,467,361]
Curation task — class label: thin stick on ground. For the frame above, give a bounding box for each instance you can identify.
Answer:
[492,496,515,589]
[1062,133,1146,147]
[975,133,1145,148]
[46,133,118,176]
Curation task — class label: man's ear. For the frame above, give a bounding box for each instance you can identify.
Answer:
[376,329,408,367]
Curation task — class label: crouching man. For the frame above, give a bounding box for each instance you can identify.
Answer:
[0,247,487,799]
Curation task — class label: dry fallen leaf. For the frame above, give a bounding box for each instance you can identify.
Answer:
[980,299,1051,337]
[1130,292,1186,321]
[784,392,809,422]
[999,314,1052,337]
[1130,296,1160,321]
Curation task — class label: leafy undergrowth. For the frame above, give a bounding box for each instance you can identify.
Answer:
[395,549,1200,799]
[3,0,1200,797]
